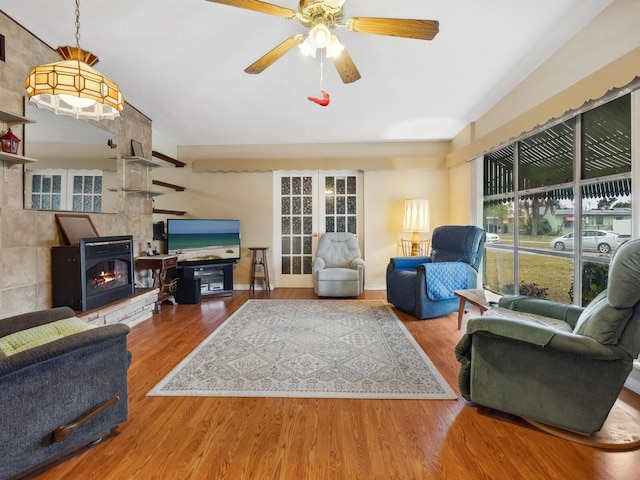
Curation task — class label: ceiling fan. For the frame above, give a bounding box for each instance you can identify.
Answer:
[206,0,439,83]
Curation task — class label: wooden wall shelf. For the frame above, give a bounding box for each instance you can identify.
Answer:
[153,208,187,216]
[152,179,186,191]
[123,188,164,196]
[152,150,186,168]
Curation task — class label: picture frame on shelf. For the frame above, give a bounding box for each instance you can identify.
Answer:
[131,139,144,158]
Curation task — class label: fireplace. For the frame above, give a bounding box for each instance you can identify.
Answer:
[52,235,135,311]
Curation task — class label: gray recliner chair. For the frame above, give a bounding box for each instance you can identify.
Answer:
[313,232,364,297]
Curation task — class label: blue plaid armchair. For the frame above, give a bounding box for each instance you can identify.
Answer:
[386,225,486,319]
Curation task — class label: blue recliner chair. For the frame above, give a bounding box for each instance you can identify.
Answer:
[386,225,486,319]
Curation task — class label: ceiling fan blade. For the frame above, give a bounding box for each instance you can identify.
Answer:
[206,0,298,19]
[346,17,439,40]
[244,34,305,74]
[330,47,361,84]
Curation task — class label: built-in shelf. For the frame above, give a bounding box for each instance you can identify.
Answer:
[0,151,38,167]
[1,109,38,169]
[152,150,186,168]
[152,179,186,191]
[153,208,187,216]
[0,110,35,125]
[123,156,163,168]
[123,188,164,196]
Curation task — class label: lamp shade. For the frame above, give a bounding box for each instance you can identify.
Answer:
[326,34,345,58]
[403,199,430,232]
[309,24,332,49]
[323,0,346,8]
[25,46,124,121]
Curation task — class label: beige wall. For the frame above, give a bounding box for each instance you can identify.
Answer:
[152,154,451,291]
[447,162,472,225]
[151,160,274,289]
[0,13,154,318]
[363,169,449,289]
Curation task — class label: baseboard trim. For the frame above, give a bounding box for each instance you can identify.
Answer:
[625,362,640,395]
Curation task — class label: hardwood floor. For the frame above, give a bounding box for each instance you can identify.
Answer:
[32,289,640,480]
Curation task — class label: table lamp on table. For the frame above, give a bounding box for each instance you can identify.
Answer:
[403,199,430,256]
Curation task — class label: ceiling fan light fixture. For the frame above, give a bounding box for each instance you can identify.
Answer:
[322,0,346,9]
[298,36,317,57]
[325,34,344,58]
[24,0,123,121]
[309,24,331,49]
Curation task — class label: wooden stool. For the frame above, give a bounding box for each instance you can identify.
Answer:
[249,247,270,293]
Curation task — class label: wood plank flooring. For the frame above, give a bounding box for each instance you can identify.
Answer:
[31,289,640,480]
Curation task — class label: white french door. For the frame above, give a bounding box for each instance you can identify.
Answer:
[273,171,363,288]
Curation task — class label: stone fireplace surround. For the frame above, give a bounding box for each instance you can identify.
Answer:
[78,288,159,327]
[0,12,155,319]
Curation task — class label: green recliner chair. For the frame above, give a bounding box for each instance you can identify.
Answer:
[456,238,640,435]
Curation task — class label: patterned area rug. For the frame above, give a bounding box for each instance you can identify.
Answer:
[148,300,457,399]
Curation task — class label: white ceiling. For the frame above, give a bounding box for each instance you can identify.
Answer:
[1,0,611,147]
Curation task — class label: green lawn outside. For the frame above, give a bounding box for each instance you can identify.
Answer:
[484,246,574,303]
[485,234,584,303]
[484,232,613,304]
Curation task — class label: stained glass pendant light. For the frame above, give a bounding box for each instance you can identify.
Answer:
[25,0,124,121]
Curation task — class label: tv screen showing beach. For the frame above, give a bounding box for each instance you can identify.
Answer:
[167,219,241,262]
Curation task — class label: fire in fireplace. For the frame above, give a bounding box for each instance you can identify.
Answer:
[52,235,135,311]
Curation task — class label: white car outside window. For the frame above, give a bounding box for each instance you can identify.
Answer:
[486,233,501,244]
[550,230,619,253]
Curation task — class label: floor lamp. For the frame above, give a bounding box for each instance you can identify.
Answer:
[403,199,430,256]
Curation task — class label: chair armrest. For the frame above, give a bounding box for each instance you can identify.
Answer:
[416,262,478,301]
[350,257,365,270]
[466,316,622,360]
[498,295,584,327]
[546,330,628,359]
[388,256,431,271]
[0,307,76,338]
[0,323,130,377]
[313,257,326,271]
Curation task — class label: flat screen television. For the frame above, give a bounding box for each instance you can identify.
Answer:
[167,219,241,264]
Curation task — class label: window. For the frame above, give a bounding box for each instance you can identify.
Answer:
[27,169,104,212]
[483,93,632,305]
[324,175,358,234]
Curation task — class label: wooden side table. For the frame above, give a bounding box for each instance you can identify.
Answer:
[136,255,178,306]
[454,289,490,330]
[249,247,270,293]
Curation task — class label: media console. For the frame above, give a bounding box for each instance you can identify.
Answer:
[179,262,233,297]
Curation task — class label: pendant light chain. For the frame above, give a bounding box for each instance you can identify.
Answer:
[25,0,125,120]
[75,0,81,48]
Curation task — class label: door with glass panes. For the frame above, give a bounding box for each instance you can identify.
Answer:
[274,171,362,288]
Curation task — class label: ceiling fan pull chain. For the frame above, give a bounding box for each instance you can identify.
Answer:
[319,49,324,91]
[307,49,330,107]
